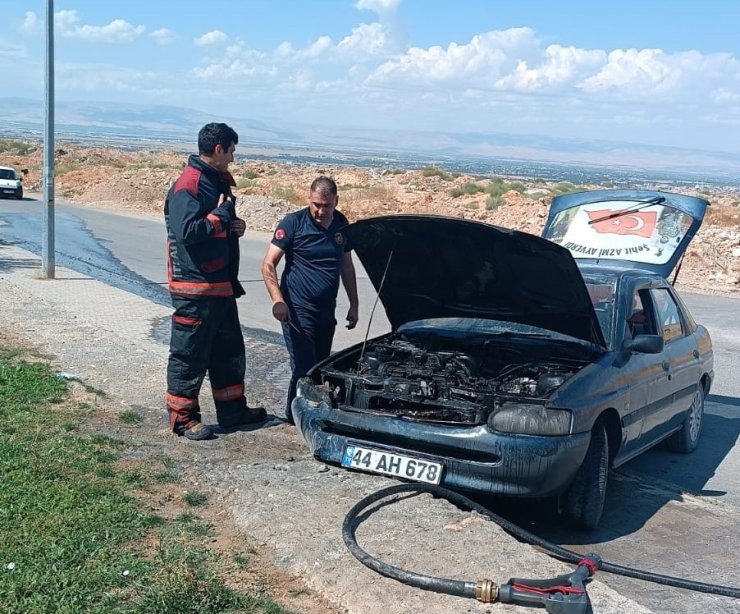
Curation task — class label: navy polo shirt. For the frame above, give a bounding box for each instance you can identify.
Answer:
[271,208,351,313]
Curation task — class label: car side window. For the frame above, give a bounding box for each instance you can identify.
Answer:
[650,288,684,343]
[627,289,657,337]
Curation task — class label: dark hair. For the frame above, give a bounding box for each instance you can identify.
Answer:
[198,123,239,156]
[310,176,337,196]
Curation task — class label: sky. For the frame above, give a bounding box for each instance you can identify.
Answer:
[3,0,740,153]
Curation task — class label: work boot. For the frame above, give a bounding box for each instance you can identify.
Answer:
[182,422,214,441]
[219,405,267,430]
[239,405,267,424]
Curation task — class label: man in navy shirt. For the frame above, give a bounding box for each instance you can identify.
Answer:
[262,176,359,423]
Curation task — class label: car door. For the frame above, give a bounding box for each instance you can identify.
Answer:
[619,287,672,459]
[650,287,701,431]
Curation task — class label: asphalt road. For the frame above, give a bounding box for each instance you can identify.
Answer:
[2,195,740,613]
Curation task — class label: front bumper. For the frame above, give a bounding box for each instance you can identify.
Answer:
[293,397,591,497]
[0,185,21,198]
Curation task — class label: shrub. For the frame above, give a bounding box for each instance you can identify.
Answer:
[0,139,36,155]
[486,194,505,210]
[421,166,453,181]
[237,177,258,190]
[462,182,483,195]
[272,185,302,204]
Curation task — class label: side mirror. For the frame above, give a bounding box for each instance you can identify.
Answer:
[625,334,664,354]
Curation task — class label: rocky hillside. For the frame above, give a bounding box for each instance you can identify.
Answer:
[2,141,739,296]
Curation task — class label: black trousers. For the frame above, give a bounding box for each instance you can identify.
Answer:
[166,295,247,433]
[281,307,336,421]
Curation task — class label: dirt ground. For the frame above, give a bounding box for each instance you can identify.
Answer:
[2,142,739,297]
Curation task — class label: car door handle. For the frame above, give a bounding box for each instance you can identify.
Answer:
[662,360,670,371]
[693,349,700,359]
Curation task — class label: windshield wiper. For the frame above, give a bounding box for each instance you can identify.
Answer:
[587,196,666,225]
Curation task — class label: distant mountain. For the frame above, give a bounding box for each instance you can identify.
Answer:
[2,97,739,178]
[0,98,302,144]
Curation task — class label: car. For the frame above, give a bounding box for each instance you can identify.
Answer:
[0,166,23,200]
[292,190,713,529]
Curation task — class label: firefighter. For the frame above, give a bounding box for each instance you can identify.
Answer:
[164,123,265,440]
[261,176,359,424]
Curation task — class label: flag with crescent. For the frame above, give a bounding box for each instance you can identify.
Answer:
[586,210,657,238]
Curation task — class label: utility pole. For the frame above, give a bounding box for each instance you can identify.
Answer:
[42,0,55,278]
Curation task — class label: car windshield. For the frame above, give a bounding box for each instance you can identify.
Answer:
[583,276,617,343]
[0,169,16,180]
[545,198,695,266]
[398,317,584,344]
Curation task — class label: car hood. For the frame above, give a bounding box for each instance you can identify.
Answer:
[542,189,708,278]
[343,215,606,347]
[0,179,20,188]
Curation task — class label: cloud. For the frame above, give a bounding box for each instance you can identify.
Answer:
[150,28,176,46]
[496,45,606,91]
[367,28,538,88]
[54,10,145,43]
[0,38,28,59]
[56,62,171,96]
[21,11,40,34]
[338,23,393,58]
[363,26,740,110]
[355,0,402,15]
[195,30,228,47]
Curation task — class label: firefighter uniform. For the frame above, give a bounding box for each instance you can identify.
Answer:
[270,207,351,420]
[164,154,250,434]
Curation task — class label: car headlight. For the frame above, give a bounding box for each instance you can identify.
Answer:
[488,403,571,436]
[296,378,332,408]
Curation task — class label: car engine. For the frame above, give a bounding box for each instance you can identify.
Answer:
[317,337,583,425]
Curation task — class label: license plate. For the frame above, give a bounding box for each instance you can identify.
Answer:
[1,189,13,194]
[341,445,443,484]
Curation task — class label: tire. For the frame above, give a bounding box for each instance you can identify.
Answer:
[560,422,609,530]
[16,189,23,200]
[666,387,704,453]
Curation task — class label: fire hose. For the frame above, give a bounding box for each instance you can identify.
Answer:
[342,483,740,614]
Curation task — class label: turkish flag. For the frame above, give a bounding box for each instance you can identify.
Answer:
[586,209,657,238]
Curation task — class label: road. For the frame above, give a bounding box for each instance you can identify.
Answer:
[2,195,740,613]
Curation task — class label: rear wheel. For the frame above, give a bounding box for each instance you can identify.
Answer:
[560,422,609,530]
[667,387,704,453]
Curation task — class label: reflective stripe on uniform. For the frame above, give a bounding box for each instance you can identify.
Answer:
[212,384,244,402]
[167,279,233,297]
[166,392,199,410]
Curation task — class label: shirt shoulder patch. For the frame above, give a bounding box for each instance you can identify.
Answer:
[174,166,201,196]
[275,228,286,241]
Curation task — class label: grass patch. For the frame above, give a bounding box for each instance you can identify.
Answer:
[0,350,289,614]
[120,409,142,425]
[184,491,208,507]
[0,139,37,155]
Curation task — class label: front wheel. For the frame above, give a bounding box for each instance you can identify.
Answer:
[560,423,609,530]
[667,387,704,453]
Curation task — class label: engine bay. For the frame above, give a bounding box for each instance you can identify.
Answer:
[314,333,590,425]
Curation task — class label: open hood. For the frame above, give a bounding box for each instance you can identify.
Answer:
[344,215,606,347]
[542,190,708,278]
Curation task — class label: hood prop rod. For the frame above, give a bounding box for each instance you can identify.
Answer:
[359,247,394,367]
